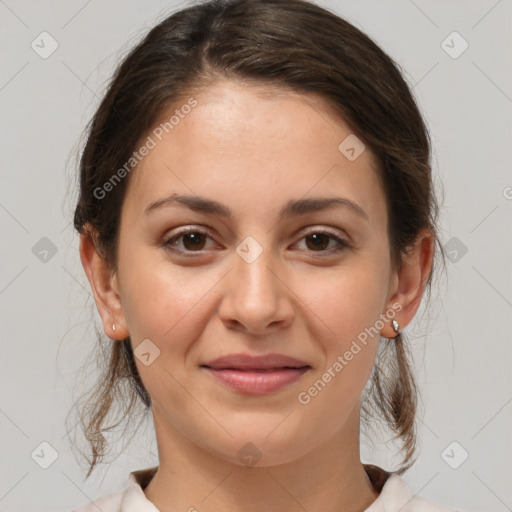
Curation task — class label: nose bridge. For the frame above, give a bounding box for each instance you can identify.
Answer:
[235,234,279,302]
[220,234,291,331]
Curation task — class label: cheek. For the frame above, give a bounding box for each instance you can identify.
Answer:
[118,248,222,356]
[295,278,382,427]
[305,264,387,341]
[119,259,217,402]
[297,263,387,391]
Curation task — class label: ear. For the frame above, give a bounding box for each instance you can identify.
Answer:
[79,226,129,340]
[380,228,434,338]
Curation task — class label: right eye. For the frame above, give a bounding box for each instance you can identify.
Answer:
[163,227,218,255]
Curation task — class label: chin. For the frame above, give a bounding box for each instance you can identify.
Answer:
[202,428,317,469]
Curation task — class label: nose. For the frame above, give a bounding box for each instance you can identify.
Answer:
[217,240,294,336]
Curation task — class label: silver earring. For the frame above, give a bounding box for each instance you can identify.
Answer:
[112,322,116,332]
[392,320,401,335]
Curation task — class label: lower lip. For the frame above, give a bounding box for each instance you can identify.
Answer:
[202,367,310,395]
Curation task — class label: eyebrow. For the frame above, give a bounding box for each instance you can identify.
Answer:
[144,193,369,221]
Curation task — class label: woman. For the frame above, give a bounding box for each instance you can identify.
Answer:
[71,0,457,510]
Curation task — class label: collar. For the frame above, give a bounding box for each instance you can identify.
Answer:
[125,464,419,512]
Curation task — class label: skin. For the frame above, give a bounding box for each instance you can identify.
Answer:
[80,78,433,512]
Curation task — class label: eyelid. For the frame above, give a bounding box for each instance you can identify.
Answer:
[163,225,218,252]
[293,224,352,244]
[299,225,348,239]
[291,227,352,254]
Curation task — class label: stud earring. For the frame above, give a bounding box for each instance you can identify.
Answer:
[112,322,116,332]
[392,319,401,336]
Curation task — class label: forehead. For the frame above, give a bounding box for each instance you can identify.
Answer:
[122,79,386,226]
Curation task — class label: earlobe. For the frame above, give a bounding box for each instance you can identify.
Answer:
[79,229,129,340]
[381,228,434,338]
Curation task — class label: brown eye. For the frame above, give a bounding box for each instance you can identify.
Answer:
[163,229,215,254]
[296,231,351,255]
[180,232,207,251]
[304,233,331,251]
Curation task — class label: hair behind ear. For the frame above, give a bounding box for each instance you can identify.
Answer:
[361,333,418,474]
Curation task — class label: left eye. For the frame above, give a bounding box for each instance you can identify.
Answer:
[295,232,350,253]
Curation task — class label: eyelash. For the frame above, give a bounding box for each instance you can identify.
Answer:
[162,227,352,258]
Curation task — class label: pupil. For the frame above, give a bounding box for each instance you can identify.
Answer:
[307,233,328,250]
[184,232,204,250]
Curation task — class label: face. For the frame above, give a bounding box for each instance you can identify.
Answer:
[109,79,402,467]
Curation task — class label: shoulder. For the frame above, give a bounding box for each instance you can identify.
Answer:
[71,487,125,512]
[367,473,462,512]
[71,467,159,512]
[406,492,461,512]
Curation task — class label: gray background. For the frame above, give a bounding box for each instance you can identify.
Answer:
[1,0,511,511]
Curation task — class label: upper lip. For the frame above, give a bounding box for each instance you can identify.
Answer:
[201,353,311,370]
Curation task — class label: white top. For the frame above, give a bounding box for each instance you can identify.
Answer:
[71,465,461,512]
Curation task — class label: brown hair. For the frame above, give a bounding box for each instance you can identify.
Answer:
[70,0,446,479]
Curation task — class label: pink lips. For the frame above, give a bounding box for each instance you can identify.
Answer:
[200,353,311,395]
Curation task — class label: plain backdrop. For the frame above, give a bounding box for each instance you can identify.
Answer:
[0,1,511,511]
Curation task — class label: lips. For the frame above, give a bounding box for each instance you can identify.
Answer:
[200,352,311,371]
[200,353,311,395]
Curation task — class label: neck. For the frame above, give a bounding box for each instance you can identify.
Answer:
[143,405,381,512]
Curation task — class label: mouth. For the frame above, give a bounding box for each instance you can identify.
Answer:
[199,352,312,394]
[200,365,310,372]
